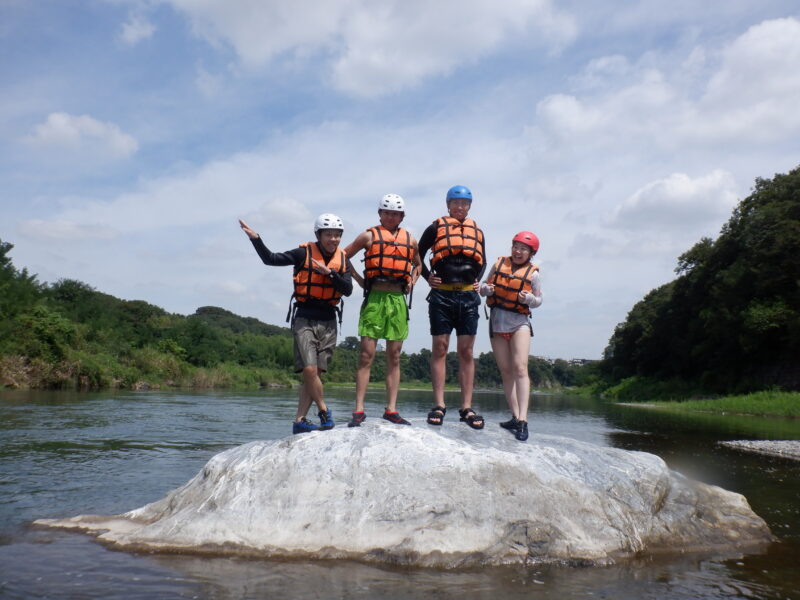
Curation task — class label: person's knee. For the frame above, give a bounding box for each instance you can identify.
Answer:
[457,343,474,362]
[386,349,401,369]
[358,348,375,369]
[431,339,449,359]
[513,363,529,379]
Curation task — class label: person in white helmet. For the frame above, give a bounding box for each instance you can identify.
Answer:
[342,194,421,426]
[239,215,353,435]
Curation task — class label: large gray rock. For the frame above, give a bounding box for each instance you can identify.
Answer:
[36,422,773,567]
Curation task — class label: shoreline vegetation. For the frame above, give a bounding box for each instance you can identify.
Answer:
[0,242,589,393]
[617,390,800,419]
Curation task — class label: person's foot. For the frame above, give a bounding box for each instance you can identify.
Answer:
[499,416,519,431]
[459,408,485,430]
[292,418,319,434]
[427,406,446,425]
[383,410,411,425]
[318,409,335,431]
[348,411,366,427]
[515,420,529,442]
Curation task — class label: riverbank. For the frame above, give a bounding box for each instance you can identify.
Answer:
[619,390,800,418]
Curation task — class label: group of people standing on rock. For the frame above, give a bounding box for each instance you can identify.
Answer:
[239,185,542,442]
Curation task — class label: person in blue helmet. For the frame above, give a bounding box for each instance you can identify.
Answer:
[417,185,487,430]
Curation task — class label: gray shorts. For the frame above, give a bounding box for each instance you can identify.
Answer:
[292,317,337,372]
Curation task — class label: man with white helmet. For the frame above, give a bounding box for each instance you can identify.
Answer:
[239,214,353,434]
[343,193,422,427]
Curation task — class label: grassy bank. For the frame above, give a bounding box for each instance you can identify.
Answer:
[636,390,800,418]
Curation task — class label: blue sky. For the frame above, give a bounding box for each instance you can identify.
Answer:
[2,0,799,361]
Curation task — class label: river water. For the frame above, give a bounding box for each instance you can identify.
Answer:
[1,388,799,599]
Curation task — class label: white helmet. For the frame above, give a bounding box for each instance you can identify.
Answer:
[378,193,405,212]
[313,213,344,233]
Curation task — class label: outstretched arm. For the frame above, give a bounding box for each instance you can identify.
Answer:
[239,219,259,239]
[239,218,302,267]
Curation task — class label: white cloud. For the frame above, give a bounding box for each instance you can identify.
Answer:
[18,219,119,241]
[535,17,800,152]
[23,112,139,158]
[612,170,738,232]
[162,0,576,96]
[696,17,800,140]
[119,13,156,45]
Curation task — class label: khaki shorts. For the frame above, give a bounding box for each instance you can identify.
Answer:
[292,317,337,372]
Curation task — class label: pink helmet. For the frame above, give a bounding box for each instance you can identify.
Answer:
[512,231,539,253]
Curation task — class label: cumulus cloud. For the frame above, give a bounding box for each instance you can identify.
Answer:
[119,12,156,45]
[163,0,576,96]
[535,17,800,151]
[696,17,800,139]
[611,170,738,231]
[23,112,138,158]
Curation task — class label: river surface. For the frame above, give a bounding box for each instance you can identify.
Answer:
[1,388,799,599]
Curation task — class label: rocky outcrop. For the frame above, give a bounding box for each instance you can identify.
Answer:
[36,423,773,567]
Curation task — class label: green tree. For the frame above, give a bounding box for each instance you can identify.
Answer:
[602,165,800,392]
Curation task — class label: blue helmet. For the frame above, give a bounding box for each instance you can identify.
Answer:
[446,185,472,203]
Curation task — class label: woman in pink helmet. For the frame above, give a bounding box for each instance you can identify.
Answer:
[479,231,542,441]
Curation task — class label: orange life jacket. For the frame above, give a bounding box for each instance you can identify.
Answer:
[293,242,347,306]
[363,226,414,286]
[431,217,484,267]
[486,257,538,314]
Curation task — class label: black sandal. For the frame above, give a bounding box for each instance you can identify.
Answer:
[427,406,446,426]
[459,408,485,430]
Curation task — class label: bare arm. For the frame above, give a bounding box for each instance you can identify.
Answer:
[342,230,371,289]
[408,233,422,286]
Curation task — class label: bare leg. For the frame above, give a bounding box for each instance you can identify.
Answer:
[509,328,532,421]
[490,335,517,415]
[295,379,313,422]
[385,340,403,412]
[355,337,377,413]
[456,334,476,410]
[301,365,327,416]
[430,334,450,409]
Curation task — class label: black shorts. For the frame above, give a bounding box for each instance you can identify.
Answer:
[427,289,480,336]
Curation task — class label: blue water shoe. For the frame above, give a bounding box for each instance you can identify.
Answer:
[293,418,319,435]
[318,409,335,430]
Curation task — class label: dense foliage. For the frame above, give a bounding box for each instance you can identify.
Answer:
[1,240,582,391]
[602,165,800,395]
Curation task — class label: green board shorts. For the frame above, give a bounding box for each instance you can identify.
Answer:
[292,316,337,372]
[358,290,409,341]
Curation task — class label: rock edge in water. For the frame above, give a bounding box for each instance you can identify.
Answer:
[36,423,773,567]
[719,440,800,461]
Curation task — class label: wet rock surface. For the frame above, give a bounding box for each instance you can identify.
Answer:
[36,423,773,567]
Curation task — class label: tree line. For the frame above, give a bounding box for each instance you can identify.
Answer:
[0,241,587,391]
[598,164,800,397]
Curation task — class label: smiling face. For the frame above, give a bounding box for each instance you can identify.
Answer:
[317,229,342,255]
[378,209,404,231]
[511,241,532,265]
[446,198,471,221]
